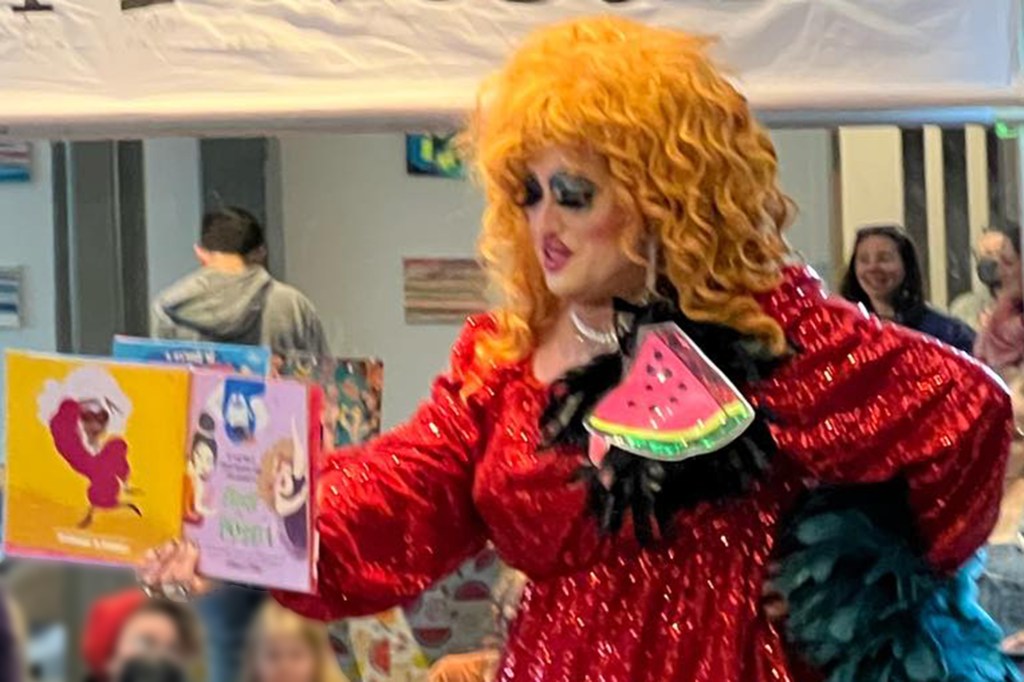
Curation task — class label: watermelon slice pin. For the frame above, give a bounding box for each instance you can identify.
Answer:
[585,322,755,463]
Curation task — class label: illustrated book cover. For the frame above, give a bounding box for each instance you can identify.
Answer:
[4,351,189,566]
[183,371,318,593]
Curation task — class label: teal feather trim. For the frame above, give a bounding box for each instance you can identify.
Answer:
[776,485,1019,682]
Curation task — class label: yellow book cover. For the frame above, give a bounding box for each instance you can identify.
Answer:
[4,351,189,566]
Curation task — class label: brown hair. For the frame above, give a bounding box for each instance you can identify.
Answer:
[130,599,202,661]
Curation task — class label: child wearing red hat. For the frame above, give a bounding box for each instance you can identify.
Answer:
[82,589,200,682]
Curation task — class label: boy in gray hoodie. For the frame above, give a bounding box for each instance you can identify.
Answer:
[151,207,328,356]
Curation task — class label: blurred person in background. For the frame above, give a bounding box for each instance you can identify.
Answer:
[840,224,976,353]
[950,228,1012,331]
[0,590,29,681]
[239,602,348,682]
[82,590,200,682]
[975,222,1023,377]
[151,206,328,355]
[975,222,1024,659]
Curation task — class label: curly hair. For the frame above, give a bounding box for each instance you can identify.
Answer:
[464,16,791,365]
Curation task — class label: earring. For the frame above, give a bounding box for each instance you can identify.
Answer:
[644,236,659,298]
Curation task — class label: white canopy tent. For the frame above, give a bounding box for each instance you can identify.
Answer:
[0,0,1021,138]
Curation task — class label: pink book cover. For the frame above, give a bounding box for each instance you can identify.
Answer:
[183,371,317,593]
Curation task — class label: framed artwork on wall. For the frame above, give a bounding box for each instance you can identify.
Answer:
[406,134,465,179]
[0,143,31,183]
[403,258,487,324]
[0,266,24,329]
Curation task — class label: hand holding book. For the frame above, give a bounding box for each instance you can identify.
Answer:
[137,540,213,602]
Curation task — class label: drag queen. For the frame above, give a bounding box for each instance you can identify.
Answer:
[143,17,1016,682]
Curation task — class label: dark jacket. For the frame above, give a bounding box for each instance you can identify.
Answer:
[151,267,328,355]
[900,304,977,354]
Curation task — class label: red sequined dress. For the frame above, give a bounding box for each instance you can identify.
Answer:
[276,266,1013,681]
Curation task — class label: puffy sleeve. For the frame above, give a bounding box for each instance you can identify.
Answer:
[760,295,1014,572]
[274,317,496,621]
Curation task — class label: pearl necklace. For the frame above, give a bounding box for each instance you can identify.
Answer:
[569,308,619,348]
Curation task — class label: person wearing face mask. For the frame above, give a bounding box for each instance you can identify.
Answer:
[840,224,976,353]
[951,228,1012,331]
[976,222,1024,375]
[82,590,200,682]
[975,222,1024,659]
[140,17,1016,681]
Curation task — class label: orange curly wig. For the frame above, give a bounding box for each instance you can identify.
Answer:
[464,15,791,366]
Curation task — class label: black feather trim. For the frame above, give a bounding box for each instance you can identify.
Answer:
[540,291,785,545]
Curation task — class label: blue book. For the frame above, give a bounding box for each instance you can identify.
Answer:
[112,336,271,376]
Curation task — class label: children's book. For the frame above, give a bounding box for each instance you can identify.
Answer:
[113,336,271,376]
[183,371,318,593]
[275,353,383,449]
[4,351,189,566]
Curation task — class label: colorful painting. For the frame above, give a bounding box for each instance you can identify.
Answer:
[183,372,316,592]
[275,354,383,449]
[0,143,31,182]
[406,134,465,179]
[403,258,488,325]
[0,267,23,329]
[4,352,189,566]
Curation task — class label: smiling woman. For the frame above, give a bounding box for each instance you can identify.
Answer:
[840,223,977,353]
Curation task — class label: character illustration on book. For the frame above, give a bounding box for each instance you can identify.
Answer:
[219,378,268,444]
[183,412,217,526]
[257,419,308,556]
[36,366,141,529]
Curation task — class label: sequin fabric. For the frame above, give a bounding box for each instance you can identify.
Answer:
[275,266,1013,681]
